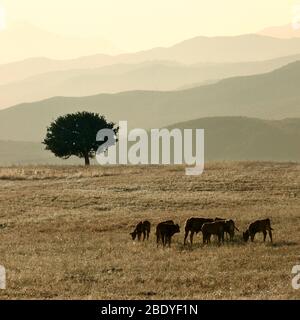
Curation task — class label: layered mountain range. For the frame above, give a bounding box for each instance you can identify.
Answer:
[1,30,300,163]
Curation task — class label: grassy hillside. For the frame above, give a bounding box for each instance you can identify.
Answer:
[1,61,300,141]
[0,117,299,165]
[0,163,299,299]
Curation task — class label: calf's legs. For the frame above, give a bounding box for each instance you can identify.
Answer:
[183,230,189,246]
[268,230,273,242]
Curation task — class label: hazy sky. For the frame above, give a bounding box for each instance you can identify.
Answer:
[0,0,298,51]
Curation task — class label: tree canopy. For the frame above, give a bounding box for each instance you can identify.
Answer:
[43,112,118,165]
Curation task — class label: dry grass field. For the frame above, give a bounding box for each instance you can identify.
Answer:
[0,162,300,300]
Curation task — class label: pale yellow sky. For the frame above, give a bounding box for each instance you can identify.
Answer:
[0,0,298,51]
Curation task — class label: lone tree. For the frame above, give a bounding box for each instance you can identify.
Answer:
[43,112,118,165]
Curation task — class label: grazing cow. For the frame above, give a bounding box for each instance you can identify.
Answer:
[214,218,239,241]
[201,221,225,245]
[130,220,151,241]
[183,217,214,245]
[243,218,273,243]
[156,221,180,247]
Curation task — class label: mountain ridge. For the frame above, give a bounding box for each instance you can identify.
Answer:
[1,61,300,141]
[1,54,300,109]
[3,34,300,86]
[0,22,121,65]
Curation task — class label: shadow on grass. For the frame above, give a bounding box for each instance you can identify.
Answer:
[134,235,298,251]
[176,240,246,251]
[267,240,298,247]
[139,291,157,297]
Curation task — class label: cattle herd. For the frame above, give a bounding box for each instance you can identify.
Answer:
[130,218,274,247]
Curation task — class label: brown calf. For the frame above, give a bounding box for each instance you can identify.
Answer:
[183,217,214,245]
[156,221,180,247]
[243,218,273,243]
[130,220,151,241]
[215,218,239,241]
[201,221,225,245]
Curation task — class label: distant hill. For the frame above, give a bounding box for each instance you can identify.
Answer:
[167,117,300,162]
[258,24,300,39]
[0,55,117,86]
[1,54,300,109]
[146,34,300,63]
[0,22,121,65]
[2,34,300,86]
[1,61,300,142]
[0,140,82,166]
[1,117,299,165]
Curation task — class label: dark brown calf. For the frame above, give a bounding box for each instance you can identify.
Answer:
[215,218,239,241]
[130,220,151,241]
[243,218,273,242]
[156,221,180,247]
[183,217,214,245]
[201,221,225,245]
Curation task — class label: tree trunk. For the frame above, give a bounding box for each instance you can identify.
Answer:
[84,154,90,166]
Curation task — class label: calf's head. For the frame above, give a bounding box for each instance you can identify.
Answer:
[173,224,180,234]
[243,230,250,242]
[130,231,137,240]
